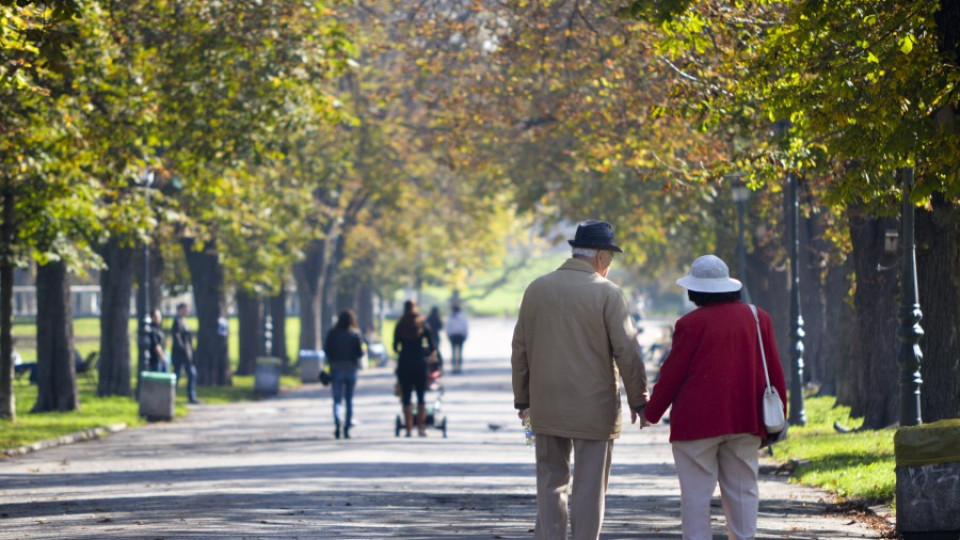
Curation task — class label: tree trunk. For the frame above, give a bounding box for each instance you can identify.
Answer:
[820,256,853,397]
[321,233,348,338]
[97,238,135,397]
[336,279,358,317]
[746,218,791,378]
[269,288,288,369]
[848,208,900,429]
[32,260,79,412]
[358,282,375,334]
[181,238,231,386]
[293,239,325,351]
[915,194,960,421]
[0,187,16,420]
[235,289,263,375]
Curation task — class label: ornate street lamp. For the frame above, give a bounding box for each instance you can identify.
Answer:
[786,171,808,426]
[772,117,808,427]
[897,167,923,426]
[730,174,752,304]
[263,303,274,357]
[135,169,155,399]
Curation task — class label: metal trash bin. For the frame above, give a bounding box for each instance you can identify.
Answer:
[139,371,176,421]
[895,418,960,539]
[254,356,282,395]
[298,349,325,383]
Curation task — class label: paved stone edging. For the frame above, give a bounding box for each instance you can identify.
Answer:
[1,422,127,459]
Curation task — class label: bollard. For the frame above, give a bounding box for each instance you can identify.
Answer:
[139,371,176,421]
[895,418,960,539]
[298,349,325,383]
[254,356,282,396]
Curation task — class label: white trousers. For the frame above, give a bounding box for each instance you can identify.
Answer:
[534,434,614,540]
[671,434,761,540]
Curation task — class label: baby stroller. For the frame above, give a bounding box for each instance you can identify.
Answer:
[395,364,448,438]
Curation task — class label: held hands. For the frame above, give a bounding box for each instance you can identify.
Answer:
[631,407,652,429]
[518,408,531,425]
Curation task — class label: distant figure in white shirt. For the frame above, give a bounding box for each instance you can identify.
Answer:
[446,305,469,374]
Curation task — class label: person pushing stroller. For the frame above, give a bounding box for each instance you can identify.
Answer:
[393,300,440,437]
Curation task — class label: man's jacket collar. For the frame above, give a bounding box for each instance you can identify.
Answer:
[559,258,597,274]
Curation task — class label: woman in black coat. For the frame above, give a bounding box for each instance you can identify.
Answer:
[324,310,364,439]
[393,300,436,437]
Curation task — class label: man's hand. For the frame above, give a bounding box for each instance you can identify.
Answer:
[518,408,531,425]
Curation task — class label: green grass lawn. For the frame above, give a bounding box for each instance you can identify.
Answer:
[0,378,148,449]
[769,395,896,507]
[13,315,304,366]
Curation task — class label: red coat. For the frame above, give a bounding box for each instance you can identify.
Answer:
[644,301,788,442]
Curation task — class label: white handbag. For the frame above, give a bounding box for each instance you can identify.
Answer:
[749,304,787,434]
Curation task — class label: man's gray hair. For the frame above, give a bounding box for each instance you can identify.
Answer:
[572,247,599,258]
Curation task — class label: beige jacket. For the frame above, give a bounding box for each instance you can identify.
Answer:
[511,258,648,440]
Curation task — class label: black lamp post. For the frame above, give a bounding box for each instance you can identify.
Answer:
[730,175,752,303]
[897,167,923,426]
[263,301,274,357]
[773,119,807,426]
[135,170,155,399]
[786,171,808,426]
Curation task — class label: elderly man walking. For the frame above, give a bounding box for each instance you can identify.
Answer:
[512,220,649,540]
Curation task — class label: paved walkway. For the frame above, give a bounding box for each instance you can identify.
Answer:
[0,318,882,539]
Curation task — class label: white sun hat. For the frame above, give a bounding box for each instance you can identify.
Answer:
[676,255,743,293]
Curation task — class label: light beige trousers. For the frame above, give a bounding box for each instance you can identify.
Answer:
[534,434,614,540]
[671,434,762,540]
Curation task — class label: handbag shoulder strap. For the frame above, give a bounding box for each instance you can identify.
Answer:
[748,304,773,388]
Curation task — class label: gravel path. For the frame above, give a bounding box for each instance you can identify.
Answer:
[0,318,882,540]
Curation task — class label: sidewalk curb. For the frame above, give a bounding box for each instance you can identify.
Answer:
[1,423,128,459]
[760,457,896,532]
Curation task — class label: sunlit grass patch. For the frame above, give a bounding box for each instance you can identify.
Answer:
[0,378,145,451]
[769,395,895,506]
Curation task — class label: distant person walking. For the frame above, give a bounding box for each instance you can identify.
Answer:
[446,305,468,374]
[394,300,437,437]
[643,255,787,540]
[170,303,199,404]
[324,310,365,440]
[147,309,166,372]
[512,220,649,540]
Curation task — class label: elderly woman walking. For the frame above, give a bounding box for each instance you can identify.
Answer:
[643,255,787,540]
